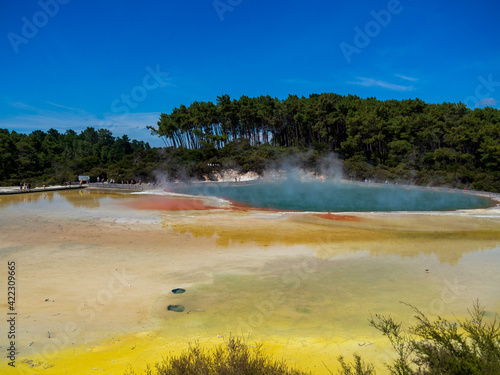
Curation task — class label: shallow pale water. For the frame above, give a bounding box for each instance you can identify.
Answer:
[173,180,493,212]
[0,189,499,374]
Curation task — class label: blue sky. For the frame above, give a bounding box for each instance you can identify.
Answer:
[1,0,499,147]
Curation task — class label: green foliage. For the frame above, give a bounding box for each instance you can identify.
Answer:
[351,301,500,375]
[128,336,311,375]
[337,354,376,375]
[368,311,414,374]
[0,127,151,186]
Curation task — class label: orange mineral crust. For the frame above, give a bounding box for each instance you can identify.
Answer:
[125,195,217,211]
[124,194,301,213]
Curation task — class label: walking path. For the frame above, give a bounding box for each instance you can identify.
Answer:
[87,182,158,191]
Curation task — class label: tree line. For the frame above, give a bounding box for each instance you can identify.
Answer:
[0,127,153,186]
[149,93,500,191]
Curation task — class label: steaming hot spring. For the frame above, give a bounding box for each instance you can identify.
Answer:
[169,178,493,212]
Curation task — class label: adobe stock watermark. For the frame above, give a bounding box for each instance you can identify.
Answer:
[339,0,405,64]
[25,268,134,370]
[110,64,170,119]
[373,276,467,369]
[463,74,500,109]
[213,0,243,21]
[7,0,71,54]
[236,257,318,336]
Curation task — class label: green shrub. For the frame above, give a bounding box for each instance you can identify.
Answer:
[337,354,376,375]
[128,336,311,375]
[339,300,500,375]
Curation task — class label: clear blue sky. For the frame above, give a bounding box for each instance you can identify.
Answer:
[1,0,499,147]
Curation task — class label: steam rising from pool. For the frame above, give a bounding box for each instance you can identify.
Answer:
[174,178,493,212]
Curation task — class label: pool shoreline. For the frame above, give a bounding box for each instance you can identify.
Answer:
[2,181,499,215]
[169,180,500,213]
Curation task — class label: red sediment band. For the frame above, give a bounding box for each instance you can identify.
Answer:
[314,213,363,222]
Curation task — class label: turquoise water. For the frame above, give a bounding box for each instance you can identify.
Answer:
[174,180,493,212]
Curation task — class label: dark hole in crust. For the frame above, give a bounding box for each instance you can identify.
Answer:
[167,305,185,312]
